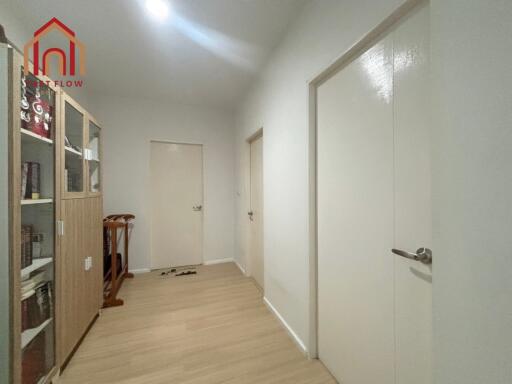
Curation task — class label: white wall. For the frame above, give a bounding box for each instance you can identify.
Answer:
[90,95,236,271]
[431,1,512,383]
[234,0,406,351]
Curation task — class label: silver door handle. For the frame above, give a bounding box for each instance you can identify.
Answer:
[248,211,254,221]
[391,247,432,264]
[192,205,202,211]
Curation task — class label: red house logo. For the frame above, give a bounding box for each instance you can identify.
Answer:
[24,18,86,77]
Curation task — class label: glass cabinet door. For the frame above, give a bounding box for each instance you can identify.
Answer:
[63,99,85,195]
[19,67,57,384]
[87,121,101,194]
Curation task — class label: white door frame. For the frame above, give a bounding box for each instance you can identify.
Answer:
[245,128,263,283]
[307,0,427,358]
[149,139,205,266]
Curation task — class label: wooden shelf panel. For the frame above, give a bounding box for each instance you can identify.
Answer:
[21,318,52,349]
[21,257,53,279]
[20,128,53,145]
[21,198,53,206]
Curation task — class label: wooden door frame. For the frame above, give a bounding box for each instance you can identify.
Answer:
[148,139,205,268]
[245,129,263,289]
[307,0,427,359]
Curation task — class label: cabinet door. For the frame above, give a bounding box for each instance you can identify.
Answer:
[61,94,86,198]
[12,49,60,384]
[85,197,103,317]
[86,119,102,196]
[58,198,102,365]
[59,199,86,362]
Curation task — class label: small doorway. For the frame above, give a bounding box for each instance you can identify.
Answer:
[150,141,204,269]
[248,133,263,290]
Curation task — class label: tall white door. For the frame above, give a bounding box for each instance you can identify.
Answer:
[317,3,431,384]
[249,135,264,289]
[150,142,203,269]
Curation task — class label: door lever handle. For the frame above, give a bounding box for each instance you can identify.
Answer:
[192,205,202,211]
[392,247,432,264]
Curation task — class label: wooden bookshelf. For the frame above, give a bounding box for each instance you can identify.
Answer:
[5,44,103,383]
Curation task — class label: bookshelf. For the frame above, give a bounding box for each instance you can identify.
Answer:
[12,55,58,384]
[5,44,104,383]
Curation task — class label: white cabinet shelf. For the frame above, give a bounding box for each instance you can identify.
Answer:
[21,198,53,206]
[65,146,82,157]
[21,257,53,279]
[21,318,53,349]
[21,128,53,145]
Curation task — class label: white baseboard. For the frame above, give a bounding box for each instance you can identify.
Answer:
[129,268,151,274]
[203,258,234,265]
[263,297,308,355]
[235,260,246,275]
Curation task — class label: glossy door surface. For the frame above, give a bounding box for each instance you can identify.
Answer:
[317,3,431,383]
[318,35,395,384]
[393,4,432,383]
[249,135,264,290]
[150,142,203,269]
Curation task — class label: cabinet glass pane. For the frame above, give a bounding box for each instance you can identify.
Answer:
[88,122,101,193]
[64,102,84,193]
[20,69,56,383]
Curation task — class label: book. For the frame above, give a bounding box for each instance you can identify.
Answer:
[21,162,29,199]
[21,162,42,200]
[30,162,40,199]
[22,329,46,384]
[21,280,53,332]
[21,225,33,269]
[32,233,43,258]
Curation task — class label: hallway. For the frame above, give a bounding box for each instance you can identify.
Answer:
[59,263,334,384]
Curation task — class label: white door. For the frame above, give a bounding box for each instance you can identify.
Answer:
[150,142,203,269]
[317,3,431,384]
[249,135,264,289]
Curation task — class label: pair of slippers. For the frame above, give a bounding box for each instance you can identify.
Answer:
[160,268,197,277]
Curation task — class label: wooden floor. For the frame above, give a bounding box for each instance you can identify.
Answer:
[58,263,335,384]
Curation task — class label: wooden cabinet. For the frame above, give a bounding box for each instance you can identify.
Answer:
[58,93,103,368]
[3,43,104,382]
[59,198,102,363]
[6,45,60,384]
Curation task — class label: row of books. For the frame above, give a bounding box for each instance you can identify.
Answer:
[22,331,47,384]
[21,162,41,200]
[21,273,53,383]
[21,225,33,269]
[21,273,52,332]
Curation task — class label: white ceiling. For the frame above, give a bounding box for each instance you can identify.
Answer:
[4,0,306,109]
